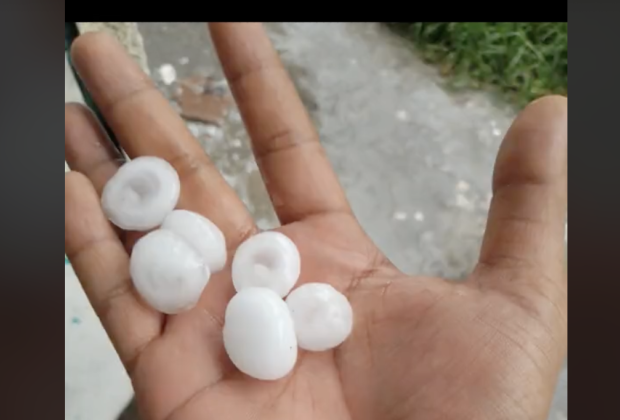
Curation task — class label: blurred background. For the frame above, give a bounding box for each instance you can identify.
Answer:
[65,22,568,420]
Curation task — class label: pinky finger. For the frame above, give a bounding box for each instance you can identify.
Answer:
[65,171,163,373]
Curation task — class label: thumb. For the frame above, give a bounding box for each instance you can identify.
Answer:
[475,96,567,308]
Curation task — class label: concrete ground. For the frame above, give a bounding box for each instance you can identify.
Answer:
[65,22,567,420]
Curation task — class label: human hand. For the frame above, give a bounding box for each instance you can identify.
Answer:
[65,23,567,420]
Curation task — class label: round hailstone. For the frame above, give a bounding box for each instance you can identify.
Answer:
[231,231,300,298]
[286,283,353,352]
[101,156,180,231]
[161,210,227,272]
[130,229,210,314]
[223,287,298,381]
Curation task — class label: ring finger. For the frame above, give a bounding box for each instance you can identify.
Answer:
[70,31,256,249]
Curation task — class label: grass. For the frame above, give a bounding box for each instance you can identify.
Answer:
[387,23,567,107]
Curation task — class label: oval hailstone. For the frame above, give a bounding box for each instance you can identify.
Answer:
[101,156,180,231]
[161,210,227,272]
[130,230,210,314]
[286,283,353,352]
[231,231,301,298]
[223,287,298,380]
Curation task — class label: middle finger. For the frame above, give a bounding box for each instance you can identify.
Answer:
[71,31,256,248]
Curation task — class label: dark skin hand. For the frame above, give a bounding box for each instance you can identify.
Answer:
[65,23,567,420]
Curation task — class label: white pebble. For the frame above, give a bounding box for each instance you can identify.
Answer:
[158,63,177,85]
[286,283,353,352]
[393,211,408,221]
[231,231,300,298]
[102,157,180,231]
[396,110,409,121]
[161,210,227,272]
[130,230,210,314]
[223,288,298,380]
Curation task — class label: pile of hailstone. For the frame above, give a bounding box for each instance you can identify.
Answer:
[101,156,353,380]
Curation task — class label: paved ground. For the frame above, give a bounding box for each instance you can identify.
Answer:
[65,22,567,420]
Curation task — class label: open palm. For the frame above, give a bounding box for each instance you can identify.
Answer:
[65,24,567,420]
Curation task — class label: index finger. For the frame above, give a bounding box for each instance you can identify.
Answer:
[209,23,352,225]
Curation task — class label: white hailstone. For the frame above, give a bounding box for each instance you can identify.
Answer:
[102,156,180,231]
[223,287,298,381]
[231,231,301,298]
[130,230,210,314]
[161,210,227,272]
[286,283,353,352]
